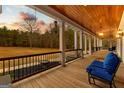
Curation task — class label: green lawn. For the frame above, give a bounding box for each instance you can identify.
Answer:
[0,47,59,58]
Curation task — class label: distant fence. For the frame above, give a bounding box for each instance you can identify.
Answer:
[0,49,82,83]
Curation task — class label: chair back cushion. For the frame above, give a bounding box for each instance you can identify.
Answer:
[103,52,119,74]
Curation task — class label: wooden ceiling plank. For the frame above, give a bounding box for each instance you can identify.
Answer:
[49,5,124,38]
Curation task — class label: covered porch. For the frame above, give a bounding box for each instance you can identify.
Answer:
[13,50,124,88]
[0,5,124,88]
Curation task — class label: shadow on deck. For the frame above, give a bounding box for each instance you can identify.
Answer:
[13,50,124,88]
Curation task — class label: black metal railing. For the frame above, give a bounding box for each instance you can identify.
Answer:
[93,47,102,52]
[0,51,61,82]
[0,49,82,83]
[65,49,82,62]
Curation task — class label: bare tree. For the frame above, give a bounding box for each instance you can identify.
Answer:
[19,12,39,47]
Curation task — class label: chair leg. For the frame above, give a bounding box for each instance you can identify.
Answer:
[113,80,116,88]
[93,78,95,84]
[109,82,112,88]
[88,74,91,84]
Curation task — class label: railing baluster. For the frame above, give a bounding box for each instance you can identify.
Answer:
[13,59,16,80]
[29,57,31,74]
[8,60,10,74]
[3,60,5,75]
[17,58,20,79]
[43,55,45,69]
[22,58,26,76]
[50,54,52,63]
[34,56,36,72]
[30,57,33,73]
[53,54,54,63]
[46,55,48,69]
[41,55,43,71]
[33,56,35,72]
[22,58,24,78]
[51,54,53,62]
[37,56,39,71]
[50,54,51,63]
[20,58,23,78]
[40,56,41,70]
[25,57,27,75]
[38,56,40,70]
[35,56,37,72]
[32,56,34,73]
[36,56,38,71]
[48,54,50,67]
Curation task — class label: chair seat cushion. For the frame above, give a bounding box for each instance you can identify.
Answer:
[90,60,103,67]
[91,67,113,81]
[87,65,113,81]
[86,60,103,72]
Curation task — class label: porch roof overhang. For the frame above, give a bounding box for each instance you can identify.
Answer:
[29,5,95,37]
[31,5,124,39]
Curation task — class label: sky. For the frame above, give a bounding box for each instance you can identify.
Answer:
[0,5,55,32]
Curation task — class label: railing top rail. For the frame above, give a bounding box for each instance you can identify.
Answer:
[0,49,82,61]
[0,51,61,61]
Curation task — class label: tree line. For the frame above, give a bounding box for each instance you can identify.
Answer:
[0,26,75,49]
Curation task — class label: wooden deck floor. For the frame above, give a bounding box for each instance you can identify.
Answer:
[13,50,124,88]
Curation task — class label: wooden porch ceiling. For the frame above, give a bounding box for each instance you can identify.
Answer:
[48,5,124,38]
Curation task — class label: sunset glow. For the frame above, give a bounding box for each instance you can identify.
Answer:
[0,5,55,33]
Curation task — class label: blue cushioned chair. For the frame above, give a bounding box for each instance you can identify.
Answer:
[86,52,121,88]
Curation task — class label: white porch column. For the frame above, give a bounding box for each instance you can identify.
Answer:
[97,38,99,51]
[84,34,87,54]
[74,31,78,50]
[99,39,103,50]
[121,36,124,62]
[74,30,78,57]
[59,20,66,67]
[88,35,92,55]
[79,31,83,58]
[109,39,112,48]
[94,36,96,51]
[117,38,122,57]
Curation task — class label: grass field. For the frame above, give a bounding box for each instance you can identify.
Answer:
[0,47,59,58]
[0,47,78,71]
[0,47,60,71]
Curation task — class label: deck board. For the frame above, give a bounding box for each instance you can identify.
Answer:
[13,50,124,88]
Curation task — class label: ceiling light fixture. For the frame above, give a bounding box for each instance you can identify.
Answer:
[116,29,124,38]
[99,33,104,36]
[117,31,122,34]
[116,34,120,38]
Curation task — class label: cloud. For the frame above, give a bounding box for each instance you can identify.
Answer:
[0,23,20,30]
[36,20,50,34]
[0,10,54,34]
[19,12,36,20]
[37,20,46,26]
